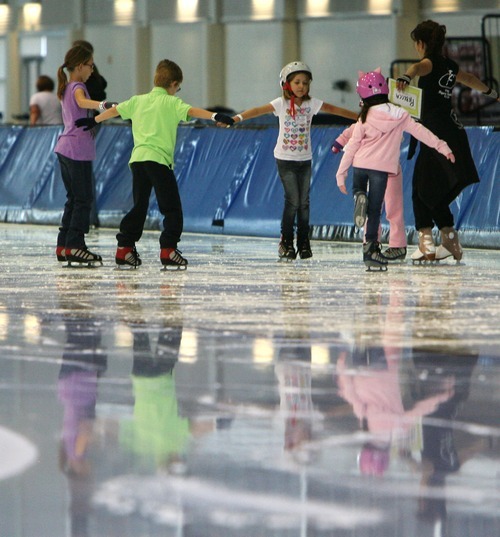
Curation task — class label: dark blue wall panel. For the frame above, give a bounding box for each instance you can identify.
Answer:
[0,124,497,247]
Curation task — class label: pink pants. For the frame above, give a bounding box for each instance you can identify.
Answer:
[365,167,407,247]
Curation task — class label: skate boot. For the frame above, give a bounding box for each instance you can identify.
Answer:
[56,246,66,262]
[382,247,407,263]
[65,247,103,268]
[278,237,296,261]
[353,192,368,229]
[363,241,388,271]
[436,227,463,262]
[160,248,188,271]
[115,246,142,269]
[297,237,313,260]
[411,228,436,264]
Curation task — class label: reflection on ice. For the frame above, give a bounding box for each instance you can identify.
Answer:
[0,225,499,537]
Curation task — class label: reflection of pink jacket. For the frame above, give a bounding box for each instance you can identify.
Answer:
[336,103,452,187]
[336,354,453,440]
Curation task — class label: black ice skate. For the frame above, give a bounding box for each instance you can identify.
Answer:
[160,248,188,271]
[278,237,296,261]
[353,192,368,229]
[115,246,142,269]
[65,247,103,268]
[297,237,313,260]
[363,241,388,272]
[382,247,407,263]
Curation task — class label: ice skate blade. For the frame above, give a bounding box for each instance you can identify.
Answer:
[64,260,103,269]
[354,193,367,228]
[278,257,295,263]
[161,264,187,272]
[115,264,139,270]
[364,263,388,272]
[411,259,438,266]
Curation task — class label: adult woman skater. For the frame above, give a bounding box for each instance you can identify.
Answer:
[397,20,499,263]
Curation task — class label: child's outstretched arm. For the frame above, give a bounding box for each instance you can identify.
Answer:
[75,106,119,130]
[331,123,356,154]
[231,103,274,124]
[73,87,118,113]
[321,102,358,122]
[188,107,234,127]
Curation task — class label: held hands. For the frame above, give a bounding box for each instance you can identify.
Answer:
[211,112,234,127]
[75,117,97,131]
[98,101,118,112]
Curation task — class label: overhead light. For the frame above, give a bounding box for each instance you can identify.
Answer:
[0,4,10,34]
[177,0,199,23]
[252,0,274,20]
[306,0,329,17]
[114,0,135,26]
[23,2,41,31]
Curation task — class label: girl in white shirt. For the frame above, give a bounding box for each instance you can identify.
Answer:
[233,61,357,260]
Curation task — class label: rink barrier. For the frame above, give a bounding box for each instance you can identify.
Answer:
[0,123,498,248]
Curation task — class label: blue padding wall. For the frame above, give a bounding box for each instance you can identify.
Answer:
[0,124,498,247]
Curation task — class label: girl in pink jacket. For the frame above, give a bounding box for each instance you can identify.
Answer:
[333,124,407,262]
[336,68,454,270]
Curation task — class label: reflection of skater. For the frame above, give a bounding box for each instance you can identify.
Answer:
[335,68,454,271]
[232,61,357,260]
[275,267,319,460]
[336,348,453,476]
[117,282,218,473]
[57,293,107,537]
[411,351,481,535]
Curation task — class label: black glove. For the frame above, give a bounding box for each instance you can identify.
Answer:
[211,112,234,126]
[396,74,411,86]
[75,117,97,131]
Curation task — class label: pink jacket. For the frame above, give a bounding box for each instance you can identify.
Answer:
[336,103,452,188]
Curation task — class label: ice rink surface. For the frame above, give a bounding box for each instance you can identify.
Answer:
[0,223,499,537]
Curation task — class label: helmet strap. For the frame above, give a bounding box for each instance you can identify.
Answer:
[283,81,296,119]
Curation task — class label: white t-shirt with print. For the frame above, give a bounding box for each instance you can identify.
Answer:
[270,96,323,161]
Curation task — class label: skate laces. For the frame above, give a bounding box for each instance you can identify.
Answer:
[162,248,187,265]
[68,247,101,261]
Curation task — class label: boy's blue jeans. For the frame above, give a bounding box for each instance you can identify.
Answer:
[352,167,388,243]
[276,159,312,242]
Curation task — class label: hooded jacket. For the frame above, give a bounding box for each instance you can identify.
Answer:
[336,102,452,188]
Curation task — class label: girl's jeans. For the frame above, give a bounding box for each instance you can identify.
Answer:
[57,154,93,249]
[352,167,388,243]
[276,159,312,242]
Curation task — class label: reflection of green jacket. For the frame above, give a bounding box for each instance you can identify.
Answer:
[120,373,190,465]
